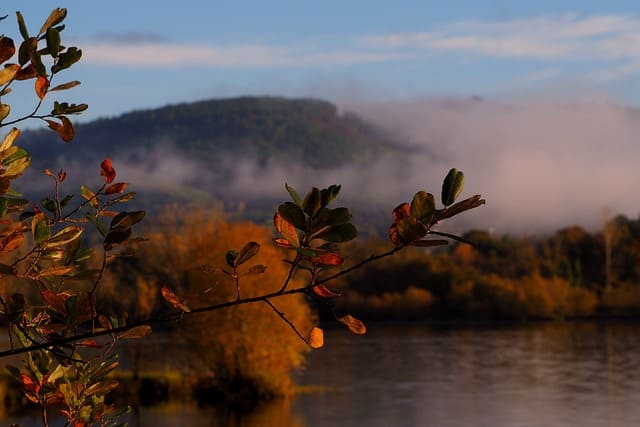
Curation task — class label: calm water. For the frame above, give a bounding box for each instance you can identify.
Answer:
[6,322,640,426]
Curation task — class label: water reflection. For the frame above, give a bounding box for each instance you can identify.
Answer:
[4,322,640,426]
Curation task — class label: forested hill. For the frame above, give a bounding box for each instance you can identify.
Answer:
[23,96,407,171]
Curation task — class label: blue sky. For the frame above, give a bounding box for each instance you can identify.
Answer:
[3,1,640,122]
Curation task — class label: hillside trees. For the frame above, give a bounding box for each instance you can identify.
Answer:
[0,9,484,427]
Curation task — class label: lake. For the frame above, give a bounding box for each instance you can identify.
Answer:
[6,321,640,426]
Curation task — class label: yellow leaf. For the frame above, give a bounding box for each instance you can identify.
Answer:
[309,326,324,349]
[0,128,20,152]
[0,63,19,85]
[338,314,367,335]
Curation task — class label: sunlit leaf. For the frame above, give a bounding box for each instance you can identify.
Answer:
[35,265,74,278]
[0,231,23,254]
[235,241,260,266]
[0,127,19,151]
[0,104,9,123]
[118,325,152,340]
[41,289,68,315]
[85,379,119,397]
[274,212,299,247]
[338,314,367,335]
[49,80,80,92]
[76,339,102,348]
[161,286,190,312]
[100,157,116,183]
[312,285,340,298]
[308,326,324,349]
[273,237,296,249]
[31,212,50,244]
[0,63,19,85]
[34,76,48,100]
[80,185,99,208]
[39,8,67,35]
[42,226,82,248]
[0,37,15,64]
[285,182,303,207]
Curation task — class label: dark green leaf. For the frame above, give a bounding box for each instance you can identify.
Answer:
[437,195,485,221]
[31,212,50,244]
[278,202,307,231]
[396,217,427,243]
[225,250,238,268]
[441,168,464,207]
[15,12,29,41]
[303,187,321,217]
[320,184,341,207]
[410,191,435,224]
[51,46,81,73]
[313,207,351,232]
[312,223,357,243]
[235,241,259,266]
[45,27,61,57]
[28,39,47,77]
[39,8,67,35]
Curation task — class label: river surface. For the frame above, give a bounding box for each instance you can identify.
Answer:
[6,321,640,426]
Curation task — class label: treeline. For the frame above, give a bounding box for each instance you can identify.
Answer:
[335,214,640,320]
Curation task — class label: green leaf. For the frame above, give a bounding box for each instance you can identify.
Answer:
[51,47,81,73]
[320,184,341,207]
[278,202,307,231]
[31,212,50,244]
[41,197,56,212]
[410,191,435,224]
[235,241,260,266]
[285,183,303,207]
[28,40,47,77]
[45,27,61,57]
[86,212,107,237]
[313,207,351,232]
[441,168,464,207]
[312,223,357,243]
[225,250,237,267]
[43,226,82,248]
[15,12,29,41]
[303,187,321,217]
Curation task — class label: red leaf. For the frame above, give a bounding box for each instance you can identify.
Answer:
[76,339,102,348]
[100,158,116,183]
[161,285,190,312]
[15,64,37,80]
[105,182,128,194]
[312,285,340,298]
[392,203,410,223]
[309,252,343,266]
[389,223,402,246]
[35,76,49,100]
[273,212,299,247]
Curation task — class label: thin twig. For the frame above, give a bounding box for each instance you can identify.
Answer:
[263,298,308,344]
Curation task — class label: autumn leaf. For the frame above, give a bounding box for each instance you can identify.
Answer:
[104,182,128,194]
[46,117,74,142]
[34,76,48,99]
[308,326,324,349]
[100,158,116,183]
[161,285,190,312]
[309,252,343,266]
[392,203,410,223]
[338,314,367,335]
[273,212,300,247]
[312,285,340,298]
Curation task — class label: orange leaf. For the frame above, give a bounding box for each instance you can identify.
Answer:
[273,212,299,247]
[273,238,295,249]
[338,314,367,335]
[35,76,49,100]
[105,182,128,194]
[100,158,116,183]
[309,252,343,266]
[308,326,324,349]
[392,203,410,223]
[161,285,190,312]
[76,339,102,348]
[312,285,340,298]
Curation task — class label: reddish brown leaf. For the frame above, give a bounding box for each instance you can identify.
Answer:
[100,158,116,183]
[309,252,343,266]
[161,285,190,312]
[312,285,340,298]
[0,36,15,64]
[15,64,37,80]
[118,325,152,339]
[76,339,102,348]
[392,203,410,223]
[308,326,324,349]
[273,212,299,247]
[104,182,128,194]
[273,238,295,249]
[58,116,74,142]
[40,290,68,316]
[35,76,48,100]
[388,223,402,246]
[338,314,367,335]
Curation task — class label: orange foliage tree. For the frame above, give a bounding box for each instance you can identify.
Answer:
[0,9,485,427]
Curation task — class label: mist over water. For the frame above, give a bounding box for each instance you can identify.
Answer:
[38,96,640,236]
